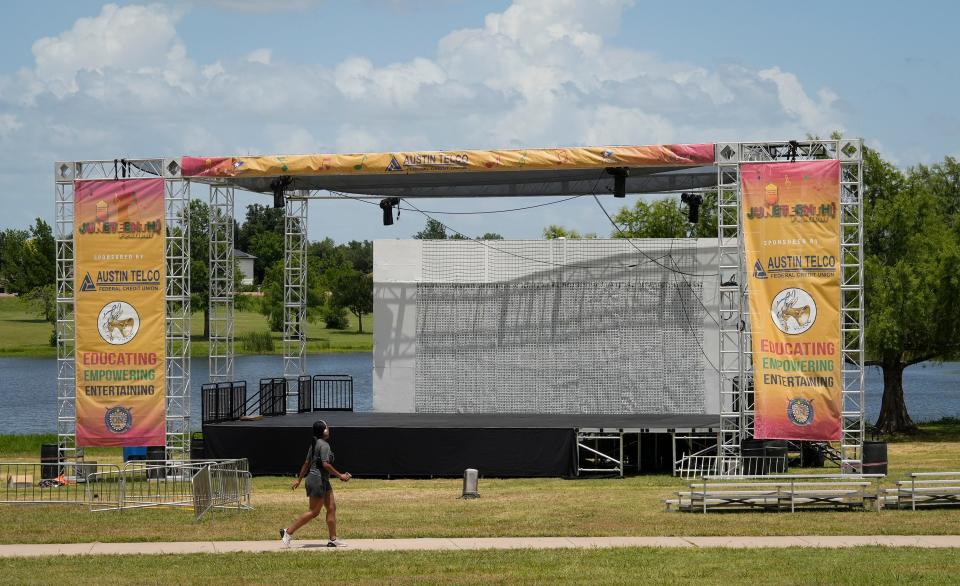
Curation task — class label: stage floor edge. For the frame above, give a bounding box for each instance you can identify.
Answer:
[203,412,720,477]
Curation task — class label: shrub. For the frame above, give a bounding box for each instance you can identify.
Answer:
[241,330,275,353]
[322,304,349,330]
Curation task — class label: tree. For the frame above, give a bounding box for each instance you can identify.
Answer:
[863,148,960,433]
[478,233,504,240]
[259,261,284,332]
[0,228,30,293]
[187,200,212,338]
[542,225,597,239]
[308,238,348,274]
[325,266,373,333]
[0,219,55,296]
[246,230,283,283]
[259,258,326,333]
[340,240,374,273]
[414,219,448,239]
[237,204,284,282]
[609,192,717,238]
[0,219,56,327]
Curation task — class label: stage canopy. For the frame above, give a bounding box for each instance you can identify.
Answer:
[180,143,717,198]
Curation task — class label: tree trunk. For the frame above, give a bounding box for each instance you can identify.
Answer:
[203,307,210,339]
[875,361,917,434]
[356,311,363,334]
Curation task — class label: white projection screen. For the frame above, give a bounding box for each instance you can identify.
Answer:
[373,239,720,415]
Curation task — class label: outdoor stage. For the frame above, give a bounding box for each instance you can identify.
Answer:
[203,412,720,477]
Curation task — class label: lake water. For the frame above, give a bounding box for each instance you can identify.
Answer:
[0,356,957,434]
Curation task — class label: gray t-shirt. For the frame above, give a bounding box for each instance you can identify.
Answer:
[305,438,333,480]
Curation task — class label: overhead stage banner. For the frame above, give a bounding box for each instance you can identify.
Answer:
[74,178,166,447]
[180,143,715,178]
[741,160,842,441]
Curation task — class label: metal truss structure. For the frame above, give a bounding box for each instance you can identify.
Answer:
[54,159,192,462]
[54,163,78,464]
[208,185,235,383]
[164,163,192,461]
[714,139,865,474]
[283,193,308,410]
[52,139,864,472]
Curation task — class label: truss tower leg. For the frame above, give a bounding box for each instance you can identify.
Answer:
[715,144,747,472]
[54,163,79,465]
[209,185,235,383]
[838,140,865,473]
[165,168,191,460]
[283,194,308,411]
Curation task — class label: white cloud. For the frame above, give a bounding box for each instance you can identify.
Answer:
[30,4,183,97]
[0,0,851,239]
[582,106,675,146]
[0,114,22,138]
[246,49,272,65]
[758,67,842,133]
[195,0,326,12]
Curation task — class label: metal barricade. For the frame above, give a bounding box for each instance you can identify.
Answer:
[674,454,790,479]
[311,374,354,411]
[193,459,253,520]
[0,459,251,518]
[201,380,248,424]
[0,462,123,511]
[259,378,287,416]
[297,375,313,413]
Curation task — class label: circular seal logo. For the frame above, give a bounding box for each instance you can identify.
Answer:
[787,398,814,426]
[104,406,133,434]
[771,287,817,335]
[97,301,140,345]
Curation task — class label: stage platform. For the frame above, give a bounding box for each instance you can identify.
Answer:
[203,412,720,477]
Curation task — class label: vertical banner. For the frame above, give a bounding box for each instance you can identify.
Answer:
[74,178,166,447]
[741,161,841,440]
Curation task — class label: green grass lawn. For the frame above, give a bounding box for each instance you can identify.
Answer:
[1,429,960,545]
[0,295,372,358]
[0,547,957,585]
[0,296,55,357]
[189,303,372,356]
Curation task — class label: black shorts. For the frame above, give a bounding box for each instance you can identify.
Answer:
[305,474,332,498]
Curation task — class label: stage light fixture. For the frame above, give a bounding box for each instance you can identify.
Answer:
[380,197,401,226]
[270,176,292,209]
[680,192,703,224]
[606,167,629,198]
[787,140,800,162]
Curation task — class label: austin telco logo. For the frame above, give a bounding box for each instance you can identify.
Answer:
[387,153,469,172]
[80,270,161,293]
[756,255,837,279]
[98,301,141,345]
[771,288,817,335]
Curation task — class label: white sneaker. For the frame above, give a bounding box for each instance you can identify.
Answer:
[326,538,347,548]
[280,528,293,548]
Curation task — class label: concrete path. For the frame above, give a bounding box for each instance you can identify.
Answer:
[1,536,959,557]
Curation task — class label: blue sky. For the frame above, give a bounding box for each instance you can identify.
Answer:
[0,0,957,241]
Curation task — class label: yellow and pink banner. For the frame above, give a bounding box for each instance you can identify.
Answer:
[181,143,714,178]
[74,178,166,447]
[741,160,842,441]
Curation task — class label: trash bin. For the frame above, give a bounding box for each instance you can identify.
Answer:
[190,432,205,461]
[800,442,826,468]
[40,443,62,480]
[146,446,166,479]
[862,441,888,475]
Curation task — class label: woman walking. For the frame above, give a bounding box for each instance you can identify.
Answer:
[280,420,351,548]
